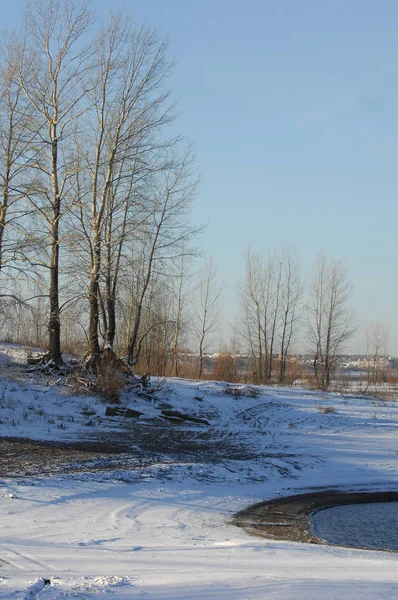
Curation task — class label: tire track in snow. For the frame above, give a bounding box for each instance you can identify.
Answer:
[0,548,55,572]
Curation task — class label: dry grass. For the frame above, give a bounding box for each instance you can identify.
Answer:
[63,353,125,403]
[93,354,124,403]
[316,405,336,414]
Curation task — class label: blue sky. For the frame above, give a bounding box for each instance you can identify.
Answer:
[6,0,398,352]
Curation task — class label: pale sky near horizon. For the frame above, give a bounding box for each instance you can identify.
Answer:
[4,0,398,353]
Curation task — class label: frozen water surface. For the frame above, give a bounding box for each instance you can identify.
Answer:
[311,502,398,551]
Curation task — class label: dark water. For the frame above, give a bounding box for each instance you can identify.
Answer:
[311,502,398,551]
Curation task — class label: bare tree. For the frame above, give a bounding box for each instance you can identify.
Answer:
[193,258,222,379]
[267,254,282,382]
[18,0,94,363]
[238,248,272,383]
[0,1,200,369]
[0,33,56,335]
[125,146,199,364]
[170,250,192,377]
[91,16,172,360]
[307,251,357,389]
[366,322,388,385]
[238,247,302,384]
[0,34,35,274]
[278,247,302,384]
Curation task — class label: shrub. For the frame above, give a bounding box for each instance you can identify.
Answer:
[94,353,124,403]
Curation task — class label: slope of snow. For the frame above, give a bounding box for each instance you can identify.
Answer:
[0,344,397,599]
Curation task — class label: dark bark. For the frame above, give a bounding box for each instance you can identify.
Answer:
[49,132,62,364]
[49,229,61,364]
[127,222,161,363]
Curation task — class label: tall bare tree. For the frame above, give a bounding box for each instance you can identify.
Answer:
[18,0,94,363]
[70,14,178,361]
[0,35,34,274]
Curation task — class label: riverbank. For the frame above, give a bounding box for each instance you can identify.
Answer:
[233,490,398,547]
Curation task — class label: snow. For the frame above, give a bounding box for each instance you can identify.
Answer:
[0,344,397,599]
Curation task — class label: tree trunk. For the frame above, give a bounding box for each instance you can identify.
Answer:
[49,131,62,364]
[88,234,101,358]
[49,225,61,364]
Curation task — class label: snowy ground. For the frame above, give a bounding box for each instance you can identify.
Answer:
[0,344,398,599]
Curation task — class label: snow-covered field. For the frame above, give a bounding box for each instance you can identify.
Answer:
[0,344,397,599]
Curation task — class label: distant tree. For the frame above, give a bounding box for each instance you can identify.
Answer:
[193,258,222,379]
[170,249,192,377]
[238,248,272,383]
[238,246,303,384]
[277,248,303,384]
[366,322,388,385]
[307,251,357,389]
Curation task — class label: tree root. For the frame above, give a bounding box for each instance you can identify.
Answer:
[25,347,161,404]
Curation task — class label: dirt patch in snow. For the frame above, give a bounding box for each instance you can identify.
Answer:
[233,490,398,547]
[0,437,146,477]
